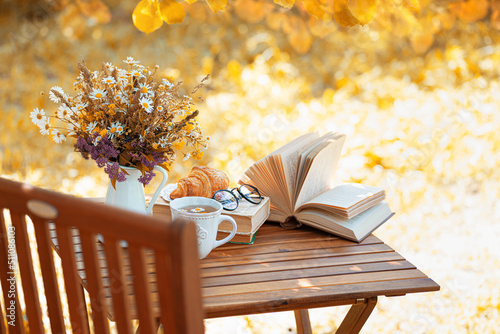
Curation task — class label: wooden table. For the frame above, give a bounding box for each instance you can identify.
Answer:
[51,222,440,334]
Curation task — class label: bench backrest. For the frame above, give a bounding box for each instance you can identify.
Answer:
[0,177,204,334]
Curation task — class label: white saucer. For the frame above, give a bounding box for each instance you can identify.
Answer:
[160,183,178,202]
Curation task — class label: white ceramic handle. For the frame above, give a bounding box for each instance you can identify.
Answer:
[146,166,169,215]
[214,215,237,248]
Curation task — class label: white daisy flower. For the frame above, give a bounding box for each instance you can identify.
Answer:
[116,124,124,134]
[157,105,164,112]
[86,121,97,133]
[136,83,152,96]
[30,108,46,126]
[158,136,169,148]
[93,135,102,146]
[55,106,71,120]
[66,123,77,136]
[123,57,140,65]
[161,78,174,88]
[49,86,66,103]
[131,69,145,78]
[139,97,154,113]
[51,129,66,143]
[104,62,115,69]
[102,76,116,85]
[75,103,88,111]
[39,121,51,135]
[89,89,106,100]
[117,70,128,82]
[108,122,123,139]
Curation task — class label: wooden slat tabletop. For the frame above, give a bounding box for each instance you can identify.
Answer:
[49,221,440,320]
[200,222,439,318]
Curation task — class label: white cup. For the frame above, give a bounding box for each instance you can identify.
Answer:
[170,197,237,259]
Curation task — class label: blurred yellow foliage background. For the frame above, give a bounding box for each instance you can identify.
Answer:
[1,0,499,333]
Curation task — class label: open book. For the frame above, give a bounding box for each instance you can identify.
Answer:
[240,132,393,242]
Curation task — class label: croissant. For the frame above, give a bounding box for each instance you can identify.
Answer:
[170,166,230,199]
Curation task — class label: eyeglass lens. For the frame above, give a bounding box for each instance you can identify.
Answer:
[213,190,238,210]
[239,185,262,204]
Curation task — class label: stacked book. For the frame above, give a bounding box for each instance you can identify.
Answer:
[153,189,270,244]
[239,131,394,242]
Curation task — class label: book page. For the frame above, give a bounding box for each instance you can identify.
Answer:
[294,137,335,201]
[296,132,339,190]
[240,132,318,218]
[296,201,393,242]
[274,133,319,206]
[298,183,385,210]
[240,158,290,212]
[294,134,346,210]
[269,132,319,156]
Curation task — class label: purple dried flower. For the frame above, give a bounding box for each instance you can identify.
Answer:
[104,161,127,182]
[96,157,107,168]
[74,132,171,185]
[75,135,125,182]
[138,171,155,185]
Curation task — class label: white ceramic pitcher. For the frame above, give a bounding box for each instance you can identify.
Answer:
[105,165,168,215]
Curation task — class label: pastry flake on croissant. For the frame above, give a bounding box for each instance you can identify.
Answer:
[170,166,230,199]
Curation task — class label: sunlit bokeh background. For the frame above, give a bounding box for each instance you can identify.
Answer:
[1,0,499,333]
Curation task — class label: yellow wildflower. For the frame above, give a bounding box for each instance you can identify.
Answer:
[184,122,194,131]
[173,141,185,150]
[192,150,203,160]
[100,128,108,137]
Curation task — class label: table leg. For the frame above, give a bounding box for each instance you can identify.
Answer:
[294,309,313,334]
[336,297,377,334]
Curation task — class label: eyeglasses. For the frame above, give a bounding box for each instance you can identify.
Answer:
[212,184,263,211]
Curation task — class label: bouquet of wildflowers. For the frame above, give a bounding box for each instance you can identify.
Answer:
[30,57,209,186]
